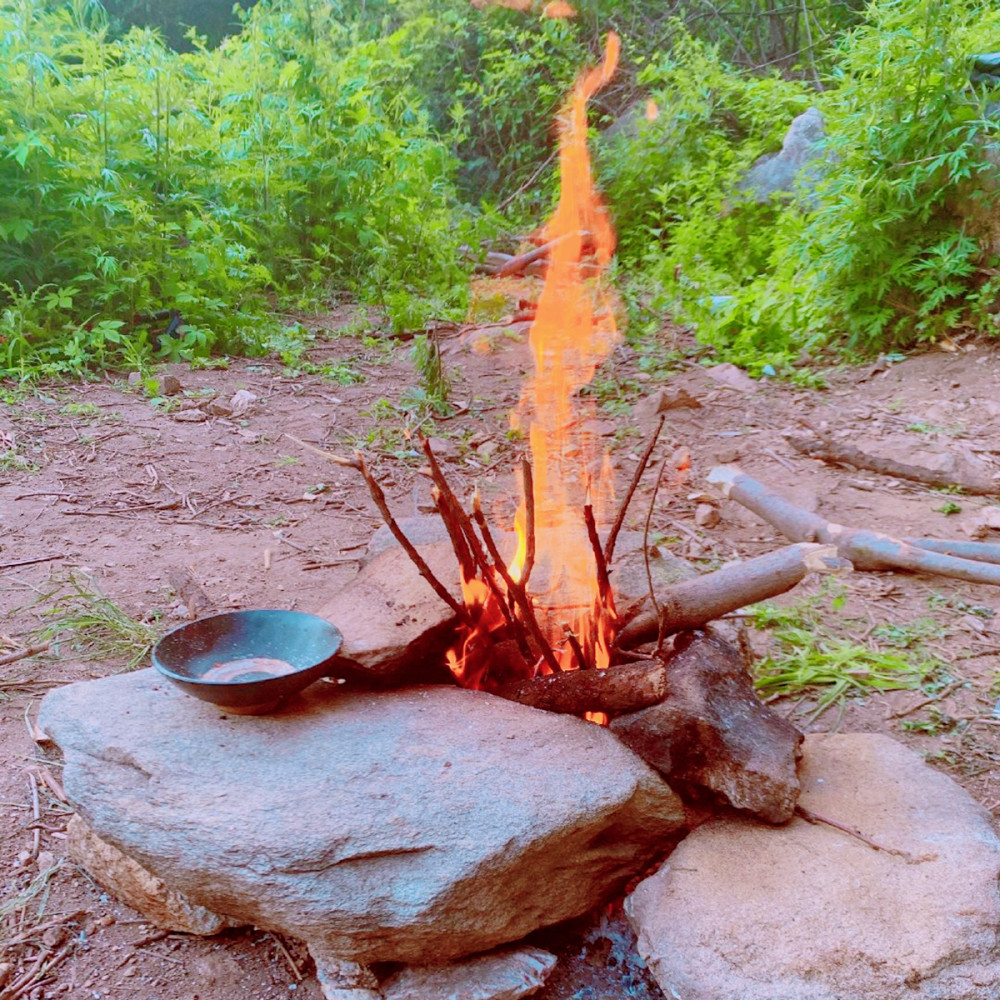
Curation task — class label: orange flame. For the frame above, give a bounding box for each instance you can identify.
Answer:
[448,34,622,707]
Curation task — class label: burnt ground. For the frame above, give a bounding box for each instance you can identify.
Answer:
[2,300,1000,999]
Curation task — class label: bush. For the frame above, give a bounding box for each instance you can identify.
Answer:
[0,0,470,375]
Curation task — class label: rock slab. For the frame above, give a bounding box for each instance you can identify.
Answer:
[40,671,683,966]
[626,732,1000,1000]
[611,630,802,823]
[381,945,557,1000]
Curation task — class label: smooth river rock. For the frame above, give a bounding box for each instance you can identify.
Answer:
[40,670,684,966]
[626,733,1000,1000]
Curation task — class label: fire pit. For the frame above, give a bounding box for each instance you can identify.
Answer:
[152,609,343,714]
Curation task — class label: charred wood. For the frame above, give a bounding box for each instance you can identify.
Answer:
[496,658,667,715]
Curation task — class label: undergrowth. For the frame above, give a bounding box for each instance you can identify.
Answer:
[748,585,951,722]
[36,573,161,669]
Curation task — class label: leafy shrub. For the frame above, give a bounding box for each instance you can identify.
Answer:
[0,0,471,375]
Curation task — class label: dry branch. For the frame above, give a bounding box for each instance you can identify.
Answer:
[709,465,1000,587]
[604,413,666,566]
[616,542,843,648]
[287,435,471,624]
[786,432,997,495]
[497,658,667,714]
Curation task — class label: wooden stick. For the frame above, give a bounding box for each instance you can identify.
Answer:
[786,432,997,495]
[795,804,928,863]
[495,230,591,278]
[472,494,563,675]
[355,452,471,623]
[0,555,65,572]
[27,773,40,861]
[418,439,534,665]
[904,538,1000,565]
[562,624,590,671]
[604,414,666,566]
[521,456,536,589]
[584,502,612,609]
[497,658,667,714]
[710,464,1000,586]
[616,542,842,648]
[0,643,50,668]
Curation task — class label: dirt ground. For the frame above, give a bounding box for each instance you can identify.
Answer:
[3,308,1000,1000]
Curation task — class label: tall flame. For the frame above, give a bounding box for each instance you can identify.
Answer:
[515,32,621,664]
[447,34,622,700]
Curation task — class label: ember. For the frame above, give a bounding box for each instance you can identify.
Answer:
[447,33,623,697]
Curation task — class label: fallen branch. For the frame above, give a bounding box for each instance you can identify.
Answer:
[709,465,1000,587]
[0,555,65,572]
[786,432,997,495]
[497,658,666,714]
[616,542,844,649]
[903,537,1000,565]
[0,643,50,668]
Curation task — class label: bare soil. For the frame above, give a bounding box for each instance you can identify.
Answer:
[3,311,1000,1000]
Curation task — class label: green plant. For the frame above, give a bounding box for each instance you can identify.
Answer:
[933,500,963,515]
[37,573,161,669]
[749,589,946,719]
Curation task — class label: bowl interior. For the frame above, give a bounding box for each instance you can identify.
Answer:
[153,610,342,691]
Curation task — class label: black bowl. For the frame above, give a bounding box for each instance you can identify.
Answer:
[152,610,343,714]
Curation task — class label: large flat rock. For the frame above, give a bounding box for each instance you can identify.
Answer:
[626,733,1000,1000]
[40,671,683,965]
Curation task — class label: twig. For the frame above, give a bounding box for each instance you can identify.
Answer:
[604,414,666,566]
[288,435,471,624]
[472,494,563,675]
[643,457,670,626]
[495,231,591,278]
[26,773,40,861]
[271,933,304,982]
[495,148,558,213]
[1,912,82,949]
[887,679,966,719]
[583,502,612,609]
[561,624,590,671]
[795,804,932,864]
[521,456,536,590]
[0,644,50,668]
[0,556,65,572]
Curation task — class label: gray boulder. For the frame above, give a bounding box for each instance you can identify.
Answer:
[626,732,1000,1000]
[40,670,684,966]
[737,106,828,206]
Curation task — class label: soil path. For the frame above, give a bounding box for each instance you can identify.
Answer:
[3,317,1000,999]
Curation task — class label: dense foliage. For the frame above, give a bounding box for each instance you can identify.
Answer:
[1,0,999,377]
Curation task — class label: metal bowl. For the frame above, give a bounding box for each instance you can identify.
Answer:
[152,610,343,714]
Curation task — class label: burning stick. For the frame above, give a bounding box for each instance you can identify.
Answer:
[583,501,612,610]
[285,435,472,625]
[520,455,536,589]
[561,624,590,671]
[471,493,564,675]
[603,413,666,566]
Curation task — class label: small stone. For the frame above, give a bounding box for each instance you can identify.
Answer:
[694,503,720,528]
[158,375,182,396]
[207,400,234,417]
[35,850,56,871]
[426,436,461,462]
[171,410,208,423]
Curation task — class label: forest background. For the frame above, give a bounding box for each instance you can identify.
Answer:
[1,0,1000,380]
